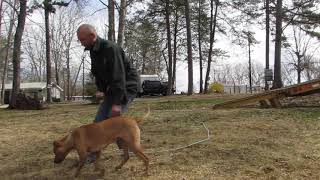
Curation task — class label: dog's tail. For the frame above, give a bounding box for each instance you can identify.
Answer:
[136,105,150,123]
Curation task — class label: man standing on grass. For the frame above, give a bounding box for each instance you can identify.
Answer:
[77,24,139,162]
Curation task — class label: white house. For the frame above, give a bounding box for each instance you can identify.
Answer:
[1,82,63,104]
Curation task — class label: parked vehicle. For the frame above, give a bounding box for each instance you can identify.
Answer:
[137,74,159,96]
[137,74,174,97]
[142,80,168,96]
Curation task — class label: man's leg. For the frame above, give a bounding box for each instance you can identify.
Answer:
[86,96,113,163]
[95,96,113,122]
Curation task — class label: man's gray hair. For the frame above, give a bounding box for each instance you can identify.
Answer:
[77,24,96,34]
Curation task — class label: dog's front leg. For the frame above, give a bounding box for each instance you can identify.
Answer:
[74,149,87,177]
[94,150,104,174]
[74,159,85,177]
[94,151,102,171]
[94,150,105,176]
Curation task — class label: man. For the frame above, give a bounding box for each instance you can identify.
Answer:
[77,24,138,162]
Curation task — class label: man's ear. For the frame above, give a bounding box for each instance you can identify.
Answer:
[53,140,61,147]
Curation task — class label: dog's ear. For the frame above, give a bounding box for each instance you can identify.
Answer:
[53,140,61,147]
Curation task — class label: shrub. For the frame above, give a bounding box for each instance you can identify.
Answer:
[209,82,224,93]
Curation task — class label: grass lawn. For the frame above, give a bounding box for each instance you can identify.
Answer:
[1,94,320,179]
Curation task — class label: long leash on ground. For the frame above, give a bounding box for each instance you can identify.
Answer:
[144,122,210,155]
[108,122,211,156]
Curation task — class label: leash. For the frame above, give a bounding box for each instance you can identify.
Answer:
[144,122,211,154]
[109,122,211,155]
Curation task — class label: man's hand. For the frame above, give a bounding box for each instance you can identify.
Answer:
[111,105,121,117]
[95,91,104,98]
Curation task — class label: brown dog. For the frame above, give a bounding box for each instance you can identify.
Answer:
[53,108,150,177]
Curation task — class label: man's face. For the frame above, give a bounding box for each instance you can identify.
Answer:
[77,29,95,49]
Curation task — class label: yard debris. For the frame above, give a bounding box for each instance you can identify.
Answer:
[13,92,46,110]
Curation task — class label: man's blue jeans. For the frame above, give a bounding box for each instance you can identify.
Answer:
[94,95,133,122]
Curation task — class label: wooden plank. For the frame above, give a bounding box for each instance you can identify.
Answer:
[287,81,320,96]
[212,78,320,109]
[212,91,284,109]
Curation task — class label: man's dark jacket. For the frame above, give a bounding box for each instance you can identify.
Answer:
[89,37,138,105]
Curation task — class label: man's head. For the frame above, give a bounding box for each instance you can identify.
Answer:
[77,24,97,49]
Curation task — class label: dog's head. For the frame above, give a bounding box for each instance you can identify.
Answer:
[53,136,72,163]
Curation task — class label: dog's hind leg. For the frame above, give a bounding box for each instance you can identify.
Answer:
[129,143,149,175]
[115,143,129,170]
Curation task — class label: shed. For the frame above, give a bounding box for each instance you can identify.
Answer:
[1,82,63,104]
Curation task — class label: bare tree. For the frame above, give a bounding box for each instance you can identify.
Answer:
[0,0,4,36]
[285,27,320,84]
[23,27,47,81]
[9,0,27,108]
[52,5,83,100]
[204,0,219,93]
[42,0,69,103]
[1,0,16,104]
[243,31,258,93]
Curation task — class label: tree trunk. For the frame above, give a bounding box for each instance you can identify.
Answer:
[165,0,173,95]
[142,51,146,74]
[248,36,252,94]
[117,0,126,47]
[293,28,304,84]
[204,0,219,93]
[173,7,179,94]
[265,0,270,90]
[45,2,52,103]
[66,50,71,100]
[297,56,301,83]
[0,0,3,36]
[9,0,27,108]
[82,56,85,99]
[272,0,283,89]
[184,0,193,95]
[1,0,16,104]
[108,0,115,41]
[198,0,203,93]
[54,52,60,86]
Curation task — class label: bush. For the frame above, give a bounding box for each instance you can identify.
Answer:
[209,82,224,93]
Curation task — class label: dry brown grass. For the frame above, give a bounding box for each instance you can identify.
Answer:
[1,94,320,180]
